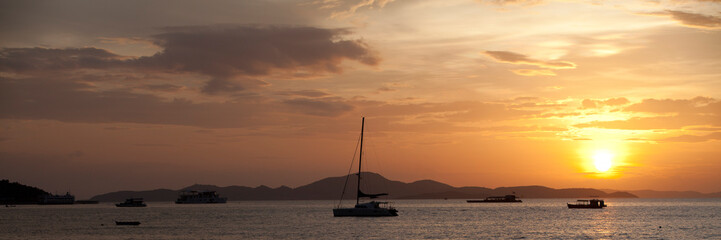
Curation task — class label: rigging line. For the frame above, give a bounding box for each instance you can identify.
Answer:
[365,129,389,200]
[337,132,362,208]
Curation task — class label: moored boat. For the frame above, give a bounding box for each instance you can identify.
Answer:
[333,117,398,217]
[467,194,522,203]
[116,198,146,207]
[115,221,141,226]
[567,199,607,209]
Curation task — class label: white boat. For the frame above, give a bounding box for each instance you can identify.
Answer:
[333,117,398,217]
[175,191,227,204]
[38,192,75,205]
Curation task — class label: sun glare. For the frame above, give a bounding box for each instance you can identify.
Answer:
[592,150,613,172]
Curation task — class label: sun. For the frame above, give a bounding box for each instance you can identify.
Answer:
[592,150,613,172]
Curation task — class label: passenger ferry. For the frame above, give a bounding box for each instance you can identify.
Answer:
[38,192,75,205]
[175,191,227,204]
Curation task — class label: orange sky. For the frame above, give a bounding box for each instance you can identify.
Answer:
[1,0,720,198]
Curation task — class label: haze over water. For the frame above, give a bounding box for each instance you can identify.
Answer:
[2,199,720,239]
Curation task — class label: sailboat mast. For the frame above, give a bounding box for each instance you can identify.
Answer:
[356,117,365,205]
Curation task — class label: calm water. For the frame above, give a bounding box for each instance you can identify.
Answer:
[2,199,720,239]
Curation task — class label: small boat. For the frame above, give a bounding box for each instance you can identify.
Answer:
[567,199,607,209]
[115,198,146,207]
[467,194,522,203]
[175,191,227,204]
[115,221,141,226]
[333,117,398,217]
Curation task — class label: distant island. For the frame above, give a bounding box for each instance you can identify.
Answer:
[91,172,643,202]
[5,175,720,203]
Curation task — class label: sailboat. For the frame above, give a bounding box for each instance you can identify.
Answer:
[333,117,398,217]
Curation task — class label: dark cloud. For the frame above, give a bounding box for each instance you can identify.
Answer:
[136,26,379,79]
[0,76,278,128]
[1,25,380,94]
[276,89,332,98]
[665,10,721,29]
[142,84,184,92]
[484,51,575,69]
[0,47,124,73]
[282,97,354,117]
[201,77,269,95]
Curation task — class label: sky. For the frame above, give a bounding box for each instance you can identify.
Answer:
[1,0,720,199]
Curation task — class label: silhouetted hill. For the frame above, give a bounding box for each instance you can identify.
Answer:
[90,172,639,202]
[0,179,50,204]
[617,190,721,198]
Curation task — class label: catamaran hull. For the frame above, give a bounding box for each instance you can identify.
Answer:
[333,208,398,217]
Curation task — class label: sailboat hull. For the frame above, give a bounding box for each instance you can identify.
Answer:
[333,208,398,217]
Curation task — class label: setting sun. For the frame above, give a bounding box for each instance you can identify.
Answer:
[592,150,614,172]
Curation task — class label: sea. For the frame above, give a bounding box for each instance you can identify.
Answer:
[2,199,720,239]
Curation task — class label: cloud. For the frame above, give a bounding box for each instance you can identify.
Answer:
[483,50,576,76]
[574,97,720,130]
[647,10,721,29]
[511,69,556,76]
[313,0,397,19]
[479,125,567,132]
[623,96,716,113]
[659,132,721,143]
[476,0,544,6]
[581,97,630,109]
